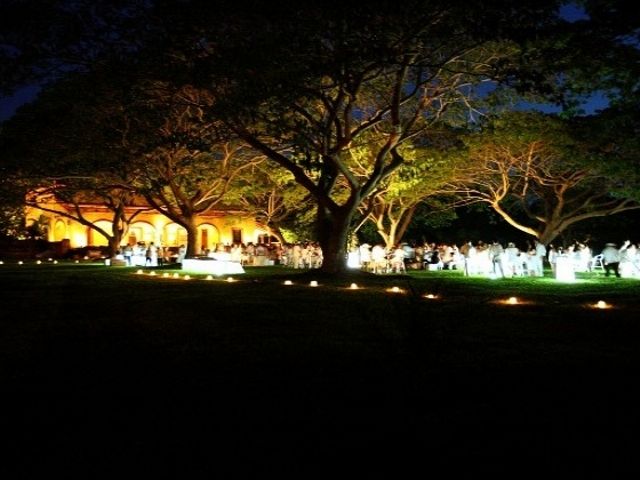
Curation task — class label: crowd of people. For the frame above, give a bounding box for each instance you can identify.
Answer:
[117,237,640,279]
[118,242,186,267]
[351,239,640,279]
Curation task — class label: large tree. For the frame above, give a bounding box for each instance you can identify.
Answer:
[173,0,567,272]
[443,111,640,244]
[134,84,264,256]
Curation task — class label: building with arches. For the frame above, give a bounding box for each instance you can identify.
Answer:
[26,197,266,253]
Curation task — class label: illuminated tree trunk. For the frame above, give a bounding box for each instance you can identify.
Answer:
[316,205,353,274]
[184,217,199,258]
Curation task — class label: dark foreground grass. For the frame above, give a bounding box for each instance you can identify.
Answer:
[1,262,639,476]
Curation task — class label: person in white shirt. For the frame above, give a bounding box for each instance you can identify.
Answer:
[601,242,621,278]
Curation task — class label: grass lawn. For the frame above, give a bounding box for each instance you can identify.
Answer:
[1,261,639,475]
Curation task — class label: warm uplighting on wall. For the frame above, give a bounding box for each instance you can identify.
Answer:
[309,280,319,287]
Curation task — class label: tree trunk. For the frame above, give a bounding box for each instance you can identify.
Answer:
[184,217,199,257]
[538,223,565,246]
[107,235,121,259]
[107,209,126,258]
[316,206,352,274]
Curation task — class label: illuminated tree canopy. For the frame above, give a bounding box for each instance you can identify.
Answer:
[443,111,640,244]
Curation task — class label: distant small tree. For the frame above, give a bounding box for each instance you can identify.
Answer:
[353,136,456,249]
[234,165,310,244]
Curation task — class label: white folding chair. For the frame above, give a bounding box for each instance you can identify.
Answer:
[590,254,604,272]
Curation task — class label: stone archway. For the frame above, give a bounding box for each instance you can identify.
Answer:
[53,219,67,242]
[127,221,156,246]
[90,220,113,247]
[163,223,188,247]
[197,223,220,253]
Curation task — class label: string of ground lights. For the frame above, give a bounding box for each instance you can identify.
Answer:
[125,268,614,310]
[0,259,620,310]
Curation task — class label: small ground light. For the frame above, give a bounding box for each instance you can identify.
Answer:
[36,260,41,264]
[206,275,213,280]
[173,273,180,278]
[18,261,23,265]
[226,277,235,283]
[0,261,4,265]
[136,269,144,274]
[284,280,293,286]
[309,280,319,287]
[83,256,89,260]
[507,296,518,305]
[424,293,437,299]
[47,258,53,262]
[53,260,58,264]
[388,286,401,293]
[595,300,609,309]
[184,275,191,280]
[349,283,359,290]
[149,271,156,276]
[75,260,79,264]
[163,272,170,278]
